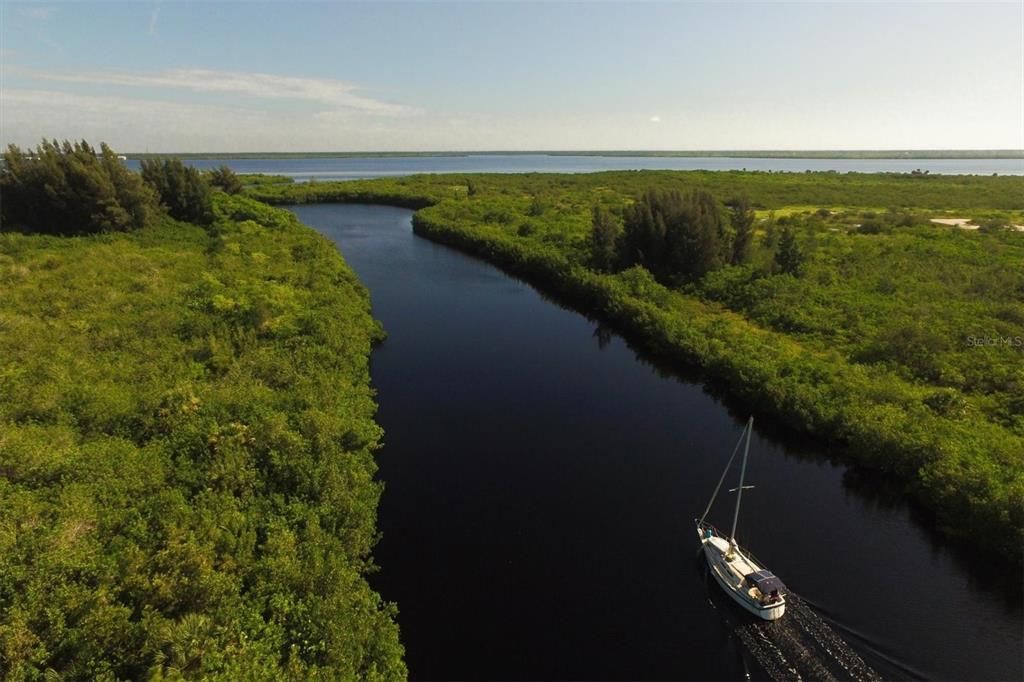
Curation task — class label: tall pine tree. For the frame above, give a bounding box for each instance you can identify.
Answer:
[775,227,804,275]
[727,195,755,265]
[1,140,155,234]
[590,205,621,272]
[621,188,730,284]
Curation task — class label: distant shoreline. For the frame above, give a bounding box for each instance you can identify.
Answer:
[124,149,1024,160]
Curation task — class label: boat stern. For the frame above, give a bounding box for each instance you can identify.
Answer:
[759,599,786,621]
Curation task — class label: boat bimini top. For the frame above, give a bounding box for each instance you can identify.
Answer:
[745,570,786,596]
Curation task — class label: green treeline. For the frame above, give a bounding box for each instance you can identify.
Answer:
[617,189,729,282]
[140,158,215,225]
[1,141,155,235]
[252,170,1024,560]
[546,149,1024,159]
[2,144,250,234]
[208,166,244,195]
[249,168,1024,212]
[594,189,791,283]
[122,150,1024,160]
[2,149,1021,677]
[0,147,404,679]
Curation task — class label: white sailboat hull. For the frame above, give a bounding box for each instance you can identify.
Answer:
[700,532,785,621]
[695,417,787,621]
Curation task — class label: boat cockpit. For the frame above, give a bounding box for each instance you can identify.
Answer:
[745,569,786,604]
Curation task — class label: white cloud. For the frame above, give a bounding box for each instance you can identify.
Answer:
[649,115,661,123]
[2,89,276,150]
[149,4,160,36]
[20,6,56,21]
[5,86,1014,152]
[0,88,412,151]
[10,66,412,116]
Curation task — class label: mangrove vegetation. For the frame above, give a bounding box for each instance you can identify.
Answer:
[0,143,405,679]
[2,142,1021,677]
[252,169,1024,560]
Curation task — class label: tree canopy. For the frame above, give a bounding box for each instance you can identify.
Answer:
[617,188,731,284]
[247,169,1024,559]
[1,140,156,235]
[140,158,214,225]
[0,194,405,679]
[208,165,244,195]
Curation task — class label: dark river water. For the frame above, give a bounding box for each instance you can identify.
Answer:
[129,154,1024,180]
[290,204,1023,681]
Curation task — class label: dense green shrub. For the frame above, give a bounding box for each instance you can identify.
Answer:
[251,168,1024,213]
[774,227,804,275]
[207,165,244,194]
[1,140,156,235]
[726,196,755,264]
[252,170,1024,560]
[141,158,214,225]
[0,195,404,679]
[409,205,1023,559]
[589,205,620,271]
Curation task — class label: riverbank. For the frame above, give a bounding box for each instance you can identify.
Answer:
[0,194,404,678]
[251,170,1024,560]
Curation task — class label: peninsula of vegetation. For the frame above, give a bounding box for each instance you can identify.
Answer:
[252,169,1024,560]
[0,142,405,679]
[2,142,1021,677]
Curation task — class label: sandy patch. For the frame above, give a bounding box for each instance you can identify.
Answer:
[930,218,979,230]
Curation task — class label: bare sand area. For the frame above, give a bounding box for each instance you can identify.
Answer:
[930,217,979,229]
[929,218,1024,232]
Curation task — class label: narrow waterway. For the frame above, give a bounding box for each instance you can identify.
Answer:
[290,203,1022,681]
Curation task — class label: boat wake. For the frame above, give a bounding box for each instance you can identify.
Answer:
[734,594,883,681]
[695,417,892,681]
[701,564,885,681]
[795,596,930,681]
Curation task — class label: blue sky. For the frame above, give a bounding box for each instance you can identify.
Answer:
[1,1,1021,151]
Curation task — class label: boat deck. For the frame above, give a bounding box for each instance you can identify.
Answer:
[706,536,762,575]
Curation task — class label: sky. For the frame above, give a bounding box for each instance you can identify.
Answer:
[1,1,1022,152]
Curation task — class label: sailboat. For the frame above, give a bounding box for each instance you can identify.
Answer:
[696,416,787,621]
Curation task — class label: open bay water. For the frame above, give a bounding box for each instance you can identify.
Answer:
[128,153,1024,180]
[289,203,1023,681]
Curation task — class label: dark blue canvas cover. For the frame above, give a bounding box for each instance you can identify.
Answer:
[746,570,786,594]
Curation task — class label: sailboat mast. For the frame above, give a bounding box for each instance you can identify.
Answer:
[729,416,754,543]
[697,420,749,527]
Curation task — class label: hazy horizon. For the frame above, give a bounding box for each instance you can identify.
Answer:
[112,148,1023,153]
